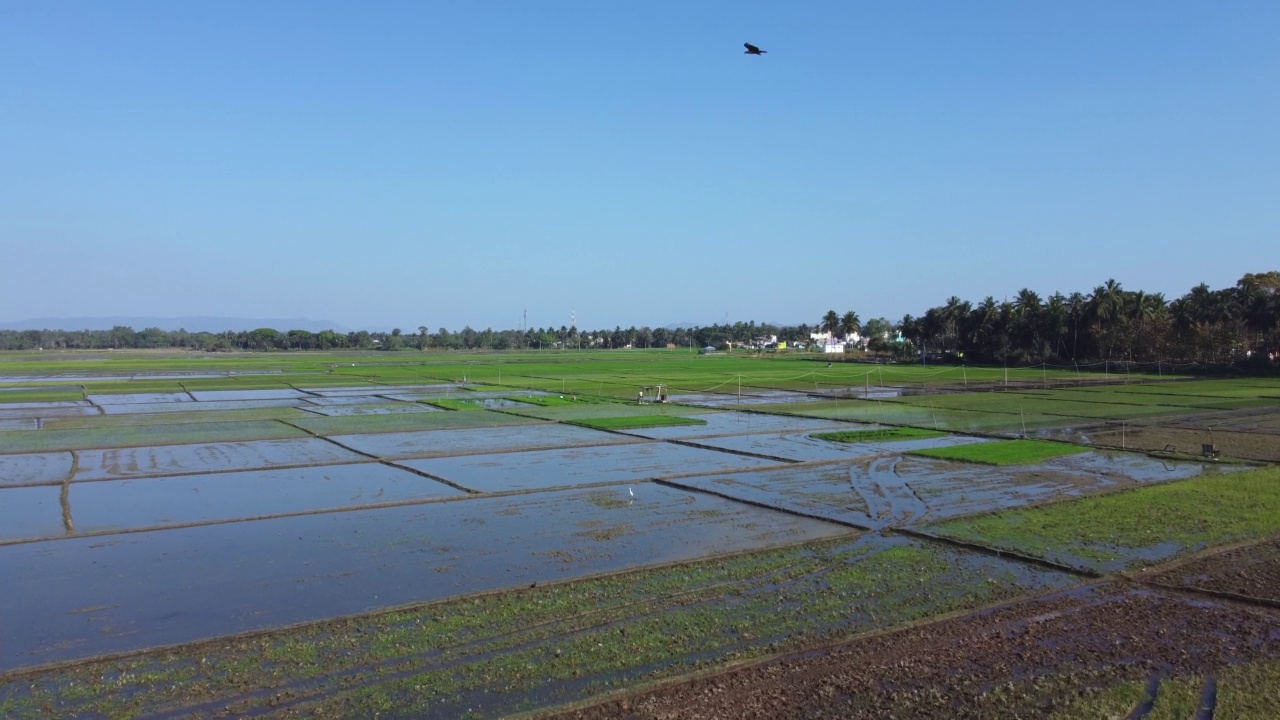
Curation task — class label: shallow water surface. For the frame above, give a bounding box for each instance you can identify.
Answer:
[301,403,441,417]
[0,486,66,542]
[399,442,784,492]
[73,438,365,480]
[66,464,462,536]
[0,452,74,486]
[621,412,846,439]
[331,423,641,459]
[694,431,987,462]
[0,483,850,670]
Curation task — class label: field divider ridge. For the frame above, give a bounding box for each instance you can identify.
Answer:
[892,527,1101,578]
[652,476,870,531]
[659,437,800,464]
[1128,577,1280,612]
[274,418,382,459]
[60,479,74,534]
[384,462,478,495]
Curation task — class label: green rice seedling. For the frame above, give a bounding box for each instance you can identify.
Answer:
[909,439,1088,465]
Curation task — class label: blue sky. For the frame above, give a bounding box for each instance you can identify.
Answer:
[3,2,1277,331]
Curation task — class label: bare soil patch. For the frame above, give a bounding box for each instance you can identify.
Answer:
[543,583,1280,720]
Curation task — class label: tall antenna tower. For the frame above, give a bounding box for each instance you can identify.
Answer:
[523,309,527,332]
[571,308,576,329]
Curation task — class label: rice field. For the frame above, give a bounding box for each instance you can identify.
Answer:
[0,350,1277,718]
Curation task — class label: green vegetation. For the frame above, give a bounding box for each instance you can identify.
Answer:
[1055,661,1280,720]
[570,415,707,430]
[1046,680,1151,719]
[1218,660,1280,718]
[909,439,1089,465]
[1146,675,1203,719]
[0,537,1072,719]
[928,466,1280,571]
[0,419,307,453]
[810,427,946,443]
[0,387,85,403]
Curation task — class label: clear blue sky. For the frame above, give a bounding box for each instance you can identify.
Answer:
[3,2,1277,332]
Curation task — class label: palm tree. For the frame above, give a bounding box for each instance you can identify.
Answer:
[1066,292,1086,360]
[822,310,840,336]
[840,311,860,341]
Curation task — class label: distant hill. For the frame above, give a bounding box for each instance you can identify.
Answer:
[0,316,352,333]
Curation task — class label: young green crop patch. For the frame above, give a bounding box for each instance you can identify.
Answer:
[927,465,1280,572]
[0,419,308,453]
[423,398,487,411]
[0,388,85,403]
[810,427,946,443]
[570,415,707,431]
[909,439,1088,465]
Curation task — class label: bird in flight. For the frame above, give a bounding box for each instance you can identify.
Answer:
[744,42,767,56]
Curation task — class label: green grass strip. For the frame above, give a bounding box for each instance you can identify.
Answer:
[927,466,1280,569]
[1217,659,1280,719]
[423,398,486,411]
[571,415,707,430]
[909,439,1088,465]
[810,427,946,443]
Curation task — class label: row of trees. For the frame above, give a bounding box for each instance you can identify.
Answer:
[3,273,1276,367]
[896,273,1280,366]
[0,321,815,353]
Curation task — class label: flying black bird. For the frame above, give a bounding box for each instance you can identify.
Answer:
[744,42,767,56]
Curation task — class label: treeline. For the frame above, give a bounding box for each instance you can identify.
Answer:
[3,273,1276,368]
[0,322,810,353]
[897,273,1280,367]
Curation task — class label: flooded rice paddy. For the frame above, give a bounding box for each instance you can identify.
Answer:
[0,486,66,543]
[619,411,846,439]
[689,429,988,462]
[97,398,308,414]
[672,390,825,406]
[64,464,465,538]
[3,372,1272,718]
[88,393,192,405]
[397,442,785,492]
[300,403,441,417]
[0,482,851,671]
[71,438,366,480]
[0,451,76,486]
[331,423,646,459]
[667,450,1229,530]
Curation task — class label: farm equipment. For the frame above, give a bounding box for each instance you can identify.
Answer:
[638,384,670,404]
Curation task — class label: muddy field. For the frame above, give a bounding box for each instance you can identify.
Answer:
[1148,537,1280,604]
[667,451,1227,531]
[548,582,1280,720]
